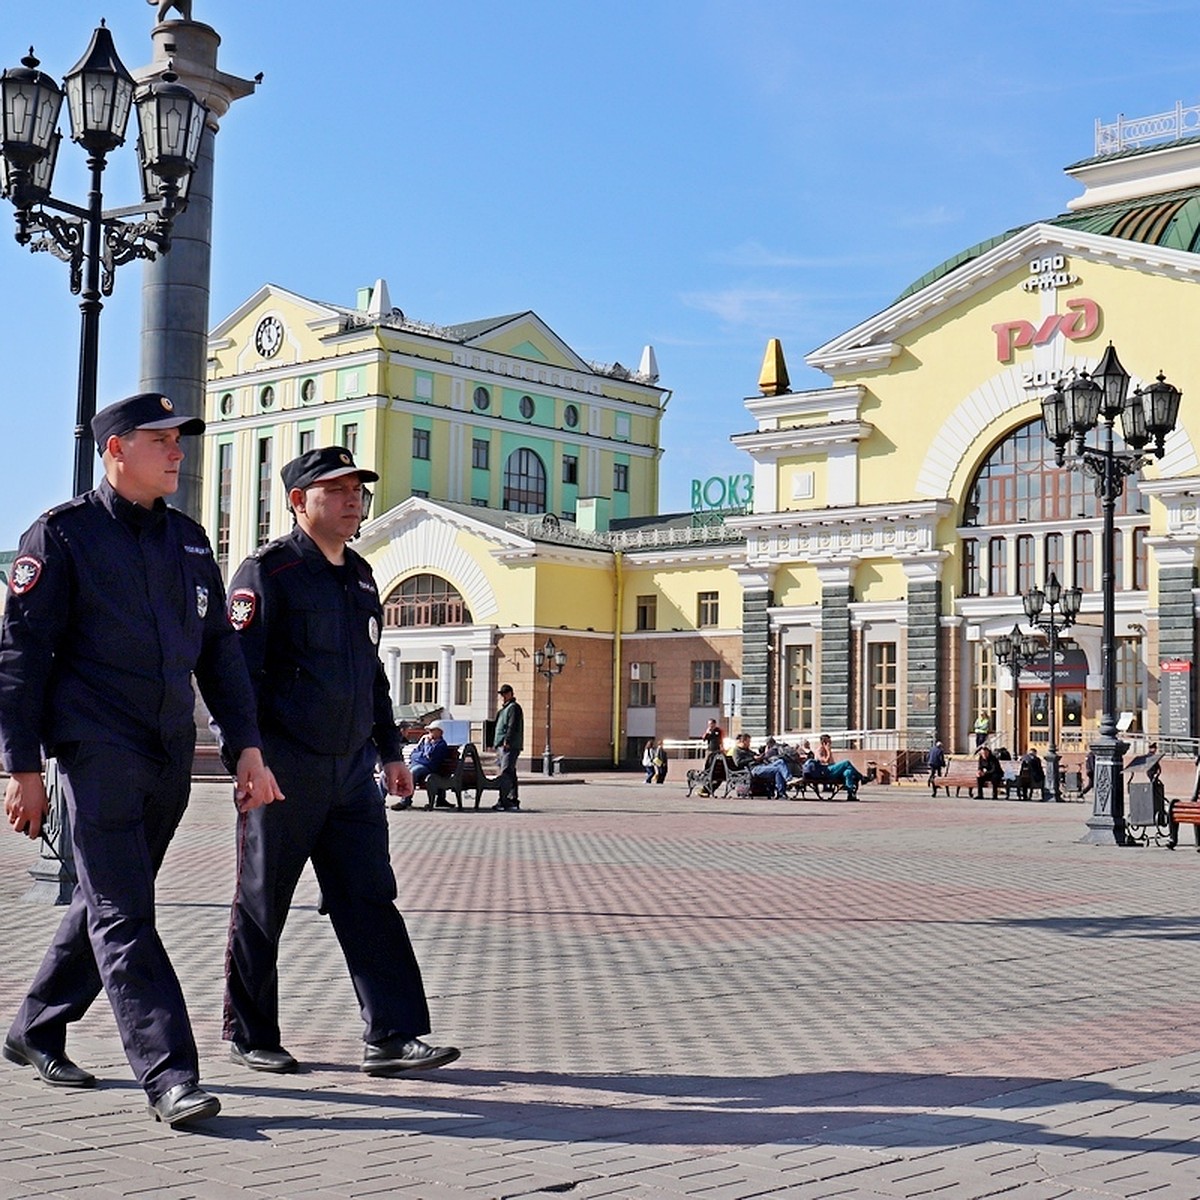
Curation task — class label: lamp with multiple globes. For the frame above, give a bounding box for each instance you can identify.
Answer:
[533,637,568,777]
[1041,343,1182,843]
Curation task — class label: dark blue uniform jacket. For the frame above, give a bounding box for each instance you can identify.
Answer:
[227,526,400,763]
[0,478,261,773]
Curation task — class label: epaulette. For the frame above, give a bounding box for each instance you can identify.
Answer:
[43,496,88,522]
[251,535,296,563]
[167,506,209,537]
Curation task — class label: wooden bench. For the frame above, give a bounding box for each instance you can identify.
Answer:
[786,775,851,801]
[685,756,750,797]
[421,745,469,810]
[1166,799,1200,850]
[930,762,1016,799]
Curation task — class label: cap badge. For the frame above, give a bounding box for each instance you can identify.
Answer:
[160,396,174,412]
[339,452,351,464]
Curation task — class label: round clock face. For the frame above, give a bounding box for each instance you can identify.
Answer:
[254,315,284,358]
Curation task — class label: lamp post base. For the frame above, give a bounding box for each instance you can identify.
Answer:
[1045,747,1060,804]
[542,748,554,777]
[1079,737,1128,845]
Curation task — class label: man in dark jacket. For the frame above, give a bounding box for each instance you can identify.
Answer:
[492,684,524,811]
[222,447,458,1078]
[0,393,281,1128]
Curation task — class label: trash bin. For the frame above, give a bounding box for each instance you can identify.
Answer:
[1127,752,1165,828]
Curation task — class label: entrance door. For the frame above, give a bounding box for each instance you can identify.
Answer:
[1023,690,1084,751]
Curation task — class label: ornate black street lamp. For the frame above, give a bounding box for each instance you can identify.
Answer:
[533,636,567,777]
[0,23,205,495]
[1023,573,1082,803]
[1041,343,1182,844]
[0,25,204,902]
[994,623,1041,757]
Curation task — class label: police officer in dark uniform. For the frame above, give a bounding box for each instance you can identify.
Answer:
[0,393,282,1128]
[222,446,459,1076]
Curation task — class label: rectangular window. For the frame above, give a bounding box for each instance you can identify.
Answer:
[972,640,997,740]
[1016,534,1035,595]
[635,594,656,631]
[563,454,578,485]
[341,423,358,456]
[216,442,233,575]
[1045,531,1064,582]
[697,591,719,628]
[691,660,721,707]
[613,463,629,492]
[988,537,1006,596]
[298,428,315,455]
[868,642,898,730]
[472,438,489,470]
[962,538,980,597]
[1073,531,1093,591]
[256,436,273,547]
[1132,526,1149,590]
[1115,637,1143,728]
[786,644,814,731]
[454,660,473,707]
[402,661,438,707]
[629,662,657,707]
[412,428,431,460]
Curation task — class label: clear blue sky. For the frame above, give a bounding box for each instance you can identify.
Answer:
[2,0,1198,547]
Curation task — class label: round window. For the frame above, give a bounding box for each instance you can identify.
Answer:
[300,378,316,404]
[219,392,233,417]
[564,403,579,428]
[473,386,490,411]
[260,385,274,409]
[519,394,535,419]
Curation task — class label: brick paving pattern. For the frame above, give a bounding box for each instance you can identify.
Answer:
[1,778,1200,1197]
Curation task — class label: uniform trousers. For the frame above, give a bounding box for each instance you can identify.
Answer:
[224,737,431,1051]
[9,737,199,1103]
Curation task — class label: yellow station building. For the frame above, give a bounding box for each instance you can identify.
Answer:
[200,112,1200,770]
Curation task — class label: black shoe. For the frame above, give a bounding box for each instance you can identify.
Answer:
[362,1036,461,1076]
[489,800,520,811]
[3,1034,95,1088]
[434,797,455,809]
[230,1040,298,1074]
[148,1082,221,1127]
[390,796,413,810]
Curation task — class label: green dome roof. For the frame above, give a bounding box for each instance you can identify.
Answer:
[894,186,1200,302]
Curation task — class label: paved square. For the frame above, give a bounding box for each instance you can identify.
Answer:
[1,778,1199,1197]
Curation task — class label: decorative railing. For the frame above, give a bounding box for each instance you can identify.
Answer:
[1095,101,1200,156]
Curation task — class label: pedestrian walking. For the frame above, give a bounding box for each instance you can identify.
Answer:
[222,446,459,1078]
[492,684,524,810]
[0,393,282,1128]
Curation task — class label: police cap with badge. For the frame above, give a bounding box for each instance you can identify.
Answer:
[91,392,205,451]
[281,446,380,493]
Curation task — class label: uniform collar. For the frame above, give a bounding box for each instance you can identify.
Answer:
[98,477,167,532]
[287,524,352,572]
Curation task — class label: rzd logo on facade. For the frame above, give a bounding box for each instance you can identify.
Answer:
[992,297,1100,363]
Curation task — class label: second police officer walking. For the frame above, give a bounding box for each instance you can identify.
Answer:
[222,447,459,1076]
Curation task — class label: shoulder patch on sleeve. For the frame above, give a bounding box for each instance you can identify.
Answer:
[228,588,258,631]
[9,555,43,596]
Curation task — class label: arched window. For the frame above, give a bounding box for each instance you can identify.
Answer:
[383,574,472,628]
[503,448,547,513]
[959,419,1146,598]
[964,419,1144,526]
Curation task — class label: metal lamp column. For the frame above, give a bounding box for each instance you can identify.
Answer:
[533,637,567,777]
[1023,573,1082,803]
[1041,343,1182,844]
[0,26,204,901]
